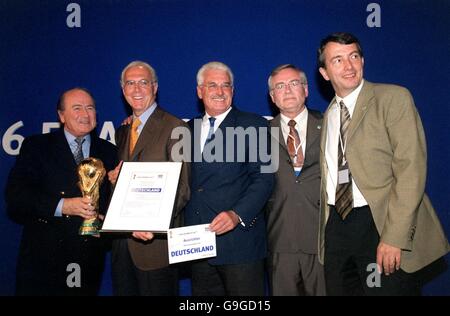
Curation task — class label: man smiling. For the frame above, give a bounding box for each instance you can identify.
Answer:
[317,32,449,296]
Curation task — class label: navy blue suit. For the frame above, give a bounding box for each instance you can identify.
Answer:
[6,129,117,295]
[185,107,274,266]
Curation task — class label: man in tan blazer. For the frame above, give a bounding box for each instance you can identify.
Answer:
[108,61,190,295]
[265,64,325,296]
[317,32,449,295]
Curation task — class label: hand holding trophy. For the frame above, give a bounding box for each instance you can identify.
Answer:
[77,157,106,236]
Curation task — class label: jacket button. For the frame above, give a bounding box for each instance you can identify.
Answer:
[197,188,204,192]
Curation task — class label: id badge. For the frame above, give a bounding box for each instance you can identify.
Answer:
[338,169,350,184]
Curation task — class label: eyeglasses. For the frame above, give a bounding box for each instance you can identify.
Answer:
[272,79,306,91]
[201,82,233,91]
[123,79,154,89]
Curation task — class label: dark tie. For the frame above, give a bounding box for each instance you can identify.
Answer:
[204,117,216,147]
[335,101,353,219]
[287,119,304,168]
[74,137,85,164]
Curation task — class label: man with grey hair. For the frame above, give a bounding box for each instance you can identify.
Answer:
[265,64,325,296]
[108,60,190,296]
[184,61,274,296]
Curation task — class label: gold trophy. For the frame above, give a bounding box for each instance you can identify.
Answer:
[77,157,106,236]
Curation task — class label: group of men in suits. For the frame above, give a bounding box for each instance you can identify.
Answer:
[6,32,449,296]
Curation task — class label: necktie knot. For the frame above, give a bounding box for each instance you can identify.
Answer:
[75,137,84,146]
[288,119,296,128]
[132,117,141,130]
[208,117,216,127]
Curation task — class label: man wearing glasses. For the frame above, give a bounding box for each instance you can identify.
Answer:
[108,61,190,296]
[185,61,274,296]
[265,64,325,296]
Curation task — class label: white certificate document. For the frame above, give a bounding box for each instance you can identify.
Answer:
[102,162,182,233]
[167,224,217,264]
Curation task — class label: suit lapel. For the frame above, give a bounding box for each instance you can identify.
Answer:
[320,99,334,157]
[303,112,321,168]
[347,81,375,141]
[217,107,237,131]
[89,133,103,159]
[270,115,288,154]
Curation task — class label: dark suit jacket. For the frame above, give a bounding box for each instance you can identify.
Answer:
[114,106,191,270]
[266,110,322,254]
[185,107,274,265]
[5,129,117,295]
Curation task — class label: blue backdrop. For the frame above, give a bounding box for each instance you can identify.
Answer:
[1,0,448,295]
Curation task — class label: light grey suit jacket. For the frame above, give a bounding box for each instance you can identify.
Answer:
[115,107,191,270]
[266,109,323,254]
[318,81,449,272]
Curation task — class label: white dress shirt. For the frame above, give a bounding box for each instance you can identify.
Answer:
[325,80,368,207]
[200,107,232,153]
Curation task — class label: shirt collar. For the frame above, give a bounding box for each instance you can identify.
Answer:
[134,102,157,128]
[335,79,364,111]
[203,106,233,123]
[280,107,308,127]
[64,129,91,145]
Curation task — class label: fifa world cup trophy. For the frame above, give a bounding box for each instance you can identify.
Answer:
[77,158,106,236]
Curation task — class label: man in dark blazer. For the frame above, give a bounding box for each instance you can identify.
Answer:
[317,32,449,295]
[185,61,274,296]
[108,61,190,296]
[265,64,326,296]
[6,88,117,295]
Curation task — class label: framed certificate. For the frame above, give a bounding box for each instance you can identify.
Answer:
[101,162,182,233]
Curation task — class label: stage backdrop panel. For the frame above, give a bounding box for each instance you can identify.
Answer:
[1,0,448,295]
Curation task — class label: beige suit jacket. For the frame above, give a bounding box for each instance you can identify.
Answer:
[116,107,191,270]
[318,81,449,272]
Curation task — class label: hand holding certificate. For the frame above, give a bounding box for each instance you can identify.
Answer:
[102,162,182,233]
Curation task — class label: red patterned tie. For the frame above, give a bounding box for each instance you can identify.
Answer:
[287,120,304,168]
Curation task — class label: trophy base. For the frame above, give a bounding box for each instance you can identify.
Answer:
[79,217,101,237]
